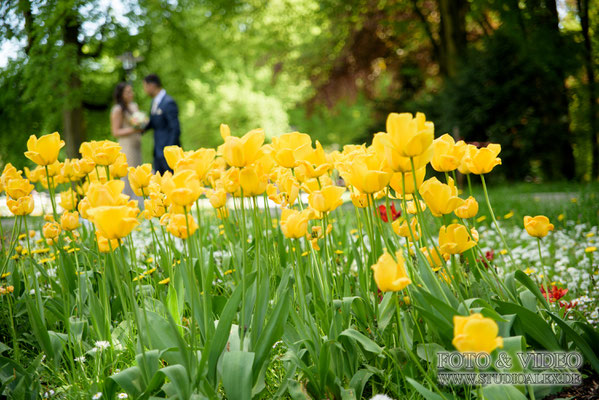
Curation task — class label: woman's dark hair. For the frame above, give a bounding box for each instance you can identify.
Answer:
[113,82,131,114]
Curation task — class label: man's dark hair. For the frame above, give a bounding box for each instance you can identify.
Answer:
[144,74,162,87]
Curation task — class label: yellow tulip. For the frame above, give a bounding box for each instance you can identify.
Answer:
[5,178,34,199]
[60,211,80,231]
[457,144,477,175]
[347,153,392,194]
[350,192,369,208]
[61,159,82,181]
[164,146,185,170]
[60,189,78,211]
[144,194,167,219]
[239,165,267,197]
[419,177,464,217]
[271,132,313,168]
[463,143,502,175]
[385,112,434,158]
[221,168,241,195]
[7,195,34,216]
[176,148,216,180]
[128,164,154,196]
[439,224,478,254]
[392,217,420,241]
[88,205,139,240]
[24,166,43,183]
[454,196,478,219]
[222,128,265,167]
[24,132,65,166]
[208,188,227,209]
[420,247,445,269]
[268,173,300,207]
[80,140,122,166]
[161,170,203,207]
[84,180,129,207]
[371,251,411,292]
[95,230,119,253]
[308,185,345,213]
[167,213,198,239]
[389,167,426,196]
[523,215,554,238]
[280,208,313,239]
[407,200,426,214]
[109,153,129,178]
[75,158,96,176]
[453,313,503,354]
[296,141,332,180]
[1,163,23,188]
[43,221,61,244]
[431,134,467,172]
[220,123,231,140]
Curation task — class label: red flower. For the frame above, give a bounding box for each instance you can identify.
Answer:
[559,300,577,310]
[477,250,495,269]
[540,285,568,303]
[377,203,401,222]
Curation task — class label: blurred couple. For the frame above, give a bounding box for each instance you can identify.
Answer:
[110,74,180,195]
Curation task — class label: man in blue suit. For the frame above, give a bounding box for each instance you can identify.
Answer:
[143,74,181,174]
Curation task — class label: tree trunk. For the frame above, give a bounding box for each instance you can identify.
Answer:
[577,0,598,180]
[438,0,468,77]
[62,12,86,157]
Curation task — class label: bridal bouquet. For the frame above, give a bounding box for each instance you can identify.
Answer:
[129,111,149,129]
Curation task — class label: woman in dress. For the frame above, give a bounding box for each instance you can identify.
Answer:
[111,82,142,197]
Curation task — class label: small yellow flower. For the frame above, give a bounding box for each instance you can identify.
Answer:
[523,267,535,274]
[557,214,565,221]
[503,211,514,219]
[500,249,508,255]
[334,250,344,254]
[570,197,578,203]
[159,278,170,285]
[586,232,595,238]
[585,246,597,253]
[476,215,487,223]
[1,272,11,279]
[453,313,503,354]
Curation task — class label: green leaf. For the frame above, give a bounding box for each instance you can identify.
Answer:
[515,270,550,310]
[111,366,144,398]
[406,377,445,400]
[548,312,599,373]
[339,328,382,355]
[494,301,560,350]
[160,364,191,400]
[348,369,373,400]
[221,351,255,400]
[482,384,527,400]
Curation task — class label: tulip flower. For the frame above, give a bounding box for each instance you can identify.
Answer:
[392,217,420,241]
[406,200,426,214]
[296,141,332,180]
[5,178,34,199]
[463,143,502,175]
[177,148,216,181]
[271,132,313,169]
[60,189,78,211]
[1,163,23,188]
[389,167,426,196]
[24,132,65,166]
[208,188,227,209]
[75,158,96,176]
[80,140,123,166]
[161,170,203,207]
[7,196,34,216]
[439,224,478,255]
[60,211,80,231]
[109,153,129,178]
[457,144,477,175]
[84,181,129,208]
[167,213,198,239]
[88,205,140,240]
[419,177,464,217]
[371,251,411,292]
[452,313,503,354]
[144,194,167,219]
[43,221,61,244]
[128,164,154,196]
[164,146,186,171]
[221,168,241,195]
[95,231,119,253]
[308,185,345,213]
[431,134,467,172]
[350,192,369,208]
[385,112,434,158]
[454,196,478,219]
[523,215,554,238]
[347,153,392,194]
[280,208,313,239]
[239,165,267,197]
[61,159,82,181]
[420,247,445,269]
[222,128,265,168]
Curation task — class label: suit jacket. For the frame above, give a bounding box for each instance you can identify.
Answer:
[146,93,181,173]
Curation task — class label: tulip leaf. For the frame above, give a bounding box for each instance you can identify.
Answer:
[221,351,254,400]
[339,329,382,355]
[482,384,527,400]
[494,301,560,350]
[514,270,550,310]
[406,377,446,400]
[548,312,599,373]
